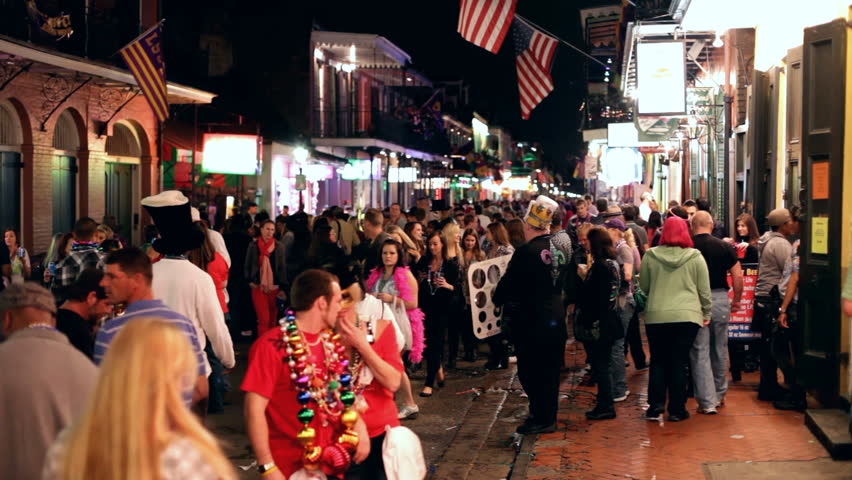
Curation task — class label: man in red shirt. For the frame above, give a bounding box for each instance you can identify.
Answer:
[243,269,369,479]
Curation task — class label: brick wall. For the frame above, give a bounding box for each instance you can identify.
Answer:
[0,67,160,254]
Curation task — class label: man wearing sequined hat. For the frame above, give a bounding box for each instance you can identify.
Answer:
[495,195,567,435]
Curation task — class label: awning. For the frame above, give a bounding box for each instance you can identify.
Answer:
[311,31,411,69]
[0,34,215,104]
[311,136,447,163]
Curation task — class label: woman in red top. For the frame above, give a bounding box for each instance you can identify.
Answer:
[337,269,405,480]
[188,221,231,414]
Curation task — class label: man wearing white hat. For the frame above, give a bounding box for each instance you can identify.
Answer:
[495,195,567,435]
[142,191,235,387]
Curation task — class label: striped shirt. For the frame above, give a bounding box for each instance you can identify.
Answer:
[94,299,208,377]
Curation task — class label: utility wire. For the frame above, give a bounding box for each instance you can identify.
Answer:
[515,14,610,70]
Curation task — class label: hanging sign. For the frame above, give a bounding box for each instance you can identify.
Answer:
[295,174,307,191]
[636,41,686,115]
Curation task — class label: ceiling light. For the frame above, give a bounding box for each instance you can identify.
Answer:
[712,33,724,48]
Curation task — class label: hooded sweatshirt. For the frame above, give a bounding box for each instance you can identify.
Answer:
[639,246,712,326]
[755,231,792,297]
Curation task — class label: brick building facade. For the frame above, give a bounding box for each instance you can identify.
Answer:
[0,37,213,254]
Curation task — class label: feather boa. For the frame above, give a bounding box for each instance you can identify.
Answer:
[366,266,426,363]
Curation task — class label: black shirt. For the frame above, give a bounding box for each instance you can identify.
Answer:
[494,234,567,342]
[693,233,738,290]
[56,308,95,360]
[0,241,8,292]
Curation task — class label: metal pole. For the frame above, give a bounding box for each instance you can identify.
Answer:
[191,103,198,200]
[724,95,734,230]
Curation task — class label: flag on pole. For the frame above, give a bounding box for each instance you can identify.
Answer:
[119,22,169,122]
[457,0,518,54]
[511,17,556,120]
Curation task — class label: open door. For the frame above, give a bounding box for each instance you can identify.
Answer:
[785,46,803,208]
[798,18,846,406]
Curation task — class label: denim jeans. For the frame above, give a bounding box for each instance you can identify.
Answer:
[689,290,730,408]
[611,297,633,398]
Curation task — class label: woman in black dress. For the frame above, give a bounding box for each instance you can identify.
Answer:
[414,232,461,397]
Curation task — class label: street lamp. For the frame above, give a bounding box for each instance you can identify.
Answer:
[294,146,309,163]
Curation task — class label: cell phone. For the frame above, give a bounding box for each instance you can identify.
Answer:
[48,262,56,275]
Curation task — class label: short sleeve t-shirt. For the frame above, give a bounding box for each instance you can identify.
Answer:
[692,233,739,290]
[615,242,634,295]
[241,328,341,478]
[360,324,404,438]
[779,239,800,302]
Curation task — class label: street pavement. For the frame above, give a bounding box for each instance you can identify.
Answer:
[208,337,849,479]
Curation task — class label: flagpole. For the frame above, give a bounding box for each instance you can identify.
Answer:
[118,18,166,53]
[515,15,610,70]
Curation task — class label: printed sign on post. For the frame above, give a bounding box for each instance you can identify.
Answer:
[467,255,512,339]
[728,263,761,340]
[812,217,829,255]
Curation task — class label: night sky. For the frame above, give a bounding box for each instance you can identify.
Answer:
[165,0,616,178]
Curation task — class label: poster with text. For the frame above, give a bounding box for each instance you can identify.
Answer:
[728,263,761,340]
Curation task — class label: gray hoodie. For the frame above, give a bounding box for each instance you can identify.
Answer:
[755,231,792,297]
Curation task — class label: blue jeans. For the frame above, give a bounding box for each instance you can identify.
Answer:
[689,290,730,408]
[611,297,633,398]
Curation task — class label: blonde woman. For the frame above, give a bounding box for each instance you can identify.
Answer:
[42,317,236,480]
[386,224,422,264]
[441,222,462,260]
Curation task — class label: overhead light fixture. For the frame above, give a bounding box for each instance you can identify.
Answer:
[712,33,724,48]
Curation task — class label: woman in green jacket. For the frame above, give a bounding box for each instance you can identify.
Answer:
[639,216,712,422]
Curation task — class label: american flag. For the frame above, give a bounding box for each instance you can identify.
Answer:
[512,17,557,120]
[457,0,518,54]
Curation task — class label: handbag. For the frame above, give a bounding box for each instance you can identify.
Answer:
[574,308,600,343]
[383,425,426,480]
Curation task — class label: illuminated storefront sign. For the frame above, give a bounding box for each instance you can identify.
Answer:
[636,42,686,115]
[600,147,643,187]
[202,134,260,174]
[388,167,418,183]
[341,160,372,180]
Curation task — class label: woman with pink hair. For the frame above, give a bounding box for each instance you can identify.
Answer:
[638,216,712,422]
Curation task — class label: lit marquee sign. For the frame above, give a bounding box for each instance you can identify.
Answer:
[202,134,260,175]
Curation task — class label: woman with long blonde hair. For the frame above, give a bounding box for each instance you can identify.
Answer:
[43,317,236,480]
[441,222,462,260]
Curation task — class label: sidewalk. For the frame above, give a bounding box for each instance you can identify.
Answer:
[523,339,836,480]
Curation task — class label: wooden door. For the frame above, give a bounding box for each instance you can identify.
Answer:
[798,18,846,405]
[785,46,803,207]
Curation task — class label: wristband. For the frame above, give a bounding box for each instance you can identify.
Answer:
[259,462,278,475]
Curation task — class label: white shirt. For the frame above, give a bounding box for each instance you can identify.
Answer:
[478,214,491,229]
[152,259,235,373]
[639,201,652,222]
[206,229,231,267]
[356,295,404,352]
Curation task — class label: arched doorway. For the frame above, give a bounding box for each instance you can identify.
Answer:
[105,122,141,244]
[52,110,80,234]
[0,101,23,232]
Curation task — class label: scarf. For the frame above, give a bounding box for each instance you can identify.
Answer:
[257,236,277,293]
[366,266,426,363]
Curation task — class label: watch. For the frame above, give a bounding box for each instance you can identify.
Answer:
[258,462,276,474]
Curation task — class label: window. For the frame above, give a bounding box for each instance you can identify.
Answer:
[0,103,22,231]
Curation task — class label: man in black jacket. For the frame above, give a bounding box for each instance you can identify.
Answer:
[495,195,566,435]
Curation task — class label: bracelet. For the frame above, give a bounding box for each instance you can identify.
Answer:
[260,465,279,476]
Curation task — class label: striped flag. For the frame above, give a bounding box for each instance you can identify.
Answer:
[119,22,169,122]
[512,17,557,120]
[457,0,518,54]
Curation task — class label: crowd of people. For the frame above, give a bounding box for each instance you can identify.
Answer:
[0,187,812,479]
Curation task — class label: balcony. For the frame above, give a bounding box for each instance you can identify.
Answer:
[312,107,449,155]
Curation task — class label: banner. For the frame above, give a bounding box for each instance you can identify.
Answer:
[728,263,760,340]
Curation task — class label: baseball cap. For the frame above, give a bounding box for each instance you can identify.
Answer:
[766,208,792,227]
[0,282,57,315]
[603,218,628,231]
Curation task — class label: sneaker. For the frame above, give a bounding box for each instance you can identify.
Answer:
[668,411,691,422]
[643,409,663,421]
[516,421,557,435]
[716,396,726,408]
[773,398,807,411]
[613,390,630,403]
[398,405,419,420]
[697,406,718,415]
[585,409,616,420]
